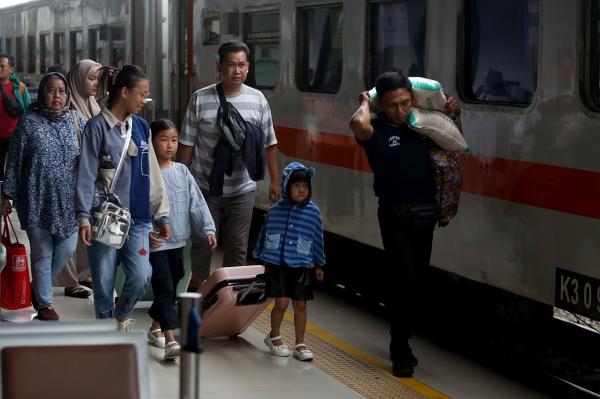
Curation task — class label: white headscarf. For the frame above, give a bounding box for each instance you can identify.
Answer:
[67,59,102,120]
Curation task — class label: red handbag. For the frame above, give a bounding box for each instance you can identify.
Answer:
[0,215,31,310]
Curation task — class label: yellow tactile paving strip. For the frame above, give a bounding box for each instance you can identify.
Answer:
[252,308,450,399]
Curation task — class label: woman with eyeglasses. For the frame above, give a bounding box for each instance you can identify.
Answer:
[2,72,84,321]
[76,65,170,329]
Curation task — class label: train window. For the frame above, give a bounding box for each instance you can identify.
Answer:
[366,0,426,87]
[27,35,35,74]
[461,0,539,105]
[88,27,105,63]
[5,38,12,59]
[296,6,343,93]
[15,37,23,72]
[40,34,50,73]
[110,25,126,67]
[110,26,126,42]
[203,16,220,45]
[54,32,65,67]
[112,47,126,68]
[245,12,279,89]
[70,30,83,67]
[0,39,3,54]
[583,1,600,110]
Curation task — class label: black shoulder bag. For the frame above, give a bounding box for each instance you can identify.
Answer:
[216,83,247,152]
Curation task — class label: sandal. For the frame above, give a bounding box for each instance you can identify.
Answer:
[264,334,290,357]
[64,286,91,299]
[293,343,314,361]
[147,328,166,348]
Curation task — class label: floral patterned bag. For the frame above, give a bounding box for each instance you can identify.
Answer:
[429,147,462,227]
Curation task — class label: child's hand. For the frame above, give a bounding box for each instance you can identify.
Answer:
[315,266,324,282]
[149,231,162,249]
[207,234,217,251]
[158,224,171,241]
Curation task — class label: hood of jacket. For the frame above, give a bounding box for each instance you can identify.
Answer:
[280,161,315,205]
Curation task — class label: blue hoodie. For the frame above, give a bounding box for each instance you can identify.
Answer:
[253,162,326,268]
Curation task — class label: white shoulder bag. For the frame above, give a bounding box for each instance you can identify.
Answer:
[91,124,133,249]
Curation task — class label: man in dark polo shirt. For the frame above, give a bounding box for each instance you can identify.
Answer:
[0,54,30,181]
[350,71,461,377]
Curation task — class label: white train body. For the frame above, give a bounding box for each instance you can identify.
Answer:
[1,0,598,322]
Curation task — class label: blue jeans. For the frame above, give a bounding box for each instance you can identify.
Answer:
[88,221,152,319]
[27,229,78,308]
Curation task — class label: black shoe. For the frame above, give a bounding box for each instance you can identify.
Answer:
[408,349,418,367]
[64,286,91,298]
[78,280,93,290]
[392,358,414,378]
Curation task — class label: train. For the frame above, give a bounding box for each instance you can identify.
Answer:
[0,0,599,338]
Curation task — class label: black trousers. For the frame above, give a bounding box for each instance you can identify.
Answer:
[377,201,435,361]
[0,137,11,182]
[148,247,185,331]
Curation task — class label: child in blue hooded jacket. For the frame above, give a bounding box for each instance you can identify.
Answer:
[253,161,325,361]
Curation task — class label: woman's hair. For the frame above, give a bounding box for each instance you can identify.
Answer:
[150,119,177,140]
[98,64,146,108]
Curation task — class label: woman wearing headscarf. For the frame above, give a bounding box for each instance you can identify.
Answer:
[2,72,84,320]
[53,60,101,298]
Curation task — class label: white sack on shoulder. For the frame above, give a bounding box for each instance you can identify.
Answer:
[368,77,447,112]
[407,108,470,152]
[409,77,447,111]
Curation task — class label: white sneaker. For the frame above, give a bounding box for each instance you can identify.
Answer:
[117,318,135,332]
[264,334,290,357]
[164,341,181,360]
[293,344,314,361]
[147,328,166,348]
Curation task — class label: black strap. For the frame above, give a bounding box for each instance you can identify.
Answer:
[216,83,229,115]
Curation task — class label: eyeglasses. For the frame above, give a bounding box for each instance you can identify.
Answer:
[46,88,68,97]
[131,89,151,99]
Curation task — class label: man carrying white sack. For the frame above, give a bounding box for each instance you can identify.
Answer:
[349,71,461,378]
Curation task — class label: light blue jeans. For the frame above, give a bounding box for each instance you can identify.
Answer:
[88,221,152,319]
[27,229,78,309]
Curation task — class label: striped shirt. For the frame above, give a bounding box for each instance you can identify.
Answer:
[179,83,277,197]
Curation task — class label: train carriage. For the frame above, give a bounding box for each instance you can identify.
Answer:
[1,0,599,334]
[187,0,600,332]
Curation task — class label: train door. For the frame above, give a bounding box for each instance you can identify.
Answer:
[167,0,194,127]
[130,0,171,122]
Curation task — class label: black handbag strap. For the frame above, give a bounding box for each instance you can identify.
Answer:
[216,83,229,115]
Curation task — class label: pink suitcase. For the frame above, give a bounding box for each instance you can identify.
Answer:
[199,265,271,337]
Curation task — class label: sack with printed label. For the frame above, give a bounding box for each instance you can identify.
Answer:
[0,215,31,310]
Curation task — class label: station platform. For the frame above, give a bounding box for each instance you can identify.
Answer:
[0,217,554,398]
